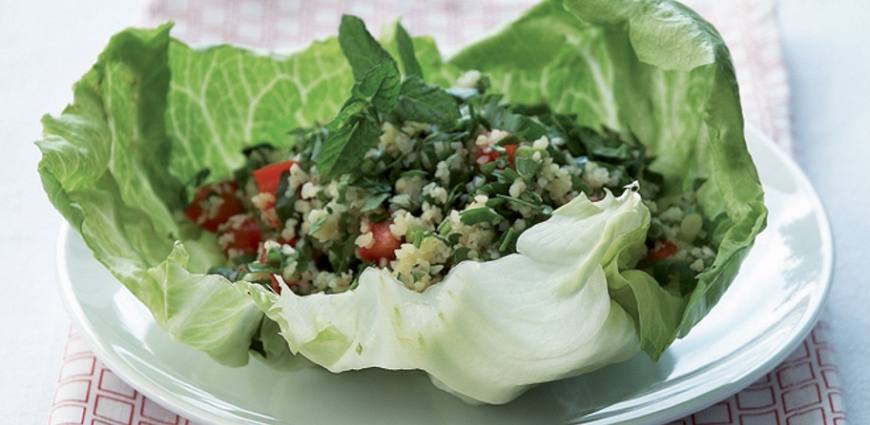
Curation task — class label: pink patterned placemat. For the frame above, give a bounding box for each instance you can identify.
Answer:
[50,329,196,425]
[49,322,845,425]
[668,320,845,425]
[49,0,843,424]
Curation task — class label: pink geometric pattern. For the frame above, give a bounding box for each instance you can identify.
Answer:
[51,322,845,424]
[665,321,846,425]
[49,0,843,424]
[49,329,199,425]
[145,0,533,54]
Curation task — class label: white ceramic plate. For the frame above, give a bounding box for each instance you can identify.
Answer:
[57,126,832,425]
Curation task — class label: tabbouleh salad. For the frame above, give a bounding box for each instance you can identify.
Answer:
[185,67,717,298]
[37,3,769,403]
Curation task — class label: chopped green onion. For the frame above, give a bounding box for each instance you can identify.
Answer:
[459,207,504,225]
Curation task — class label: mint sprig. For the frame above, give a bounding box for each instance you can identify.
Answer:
[317,101,382,180]
[396,76,461,124]
[317,17,463,181]
[338,15,398,82]
[395,23,423,78]
[352,61,401,114]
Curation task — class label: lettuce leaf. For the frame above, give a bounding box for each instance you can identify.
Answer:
[37,0,766,403]
[37,25,263,366]
[449,0,767,350]
[244,189,646,404]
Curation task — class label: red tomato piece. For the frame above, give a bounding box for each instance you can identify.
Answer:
[358,221,402,263]
[278,236,299,248]
[474,146,500,166]
[253,160,297,197]
[270,274,283,294]
[474,144,520,170]
[504,144,519,166]
[184,181,244,232]
[647,240,679,261]
[218,214,262,258]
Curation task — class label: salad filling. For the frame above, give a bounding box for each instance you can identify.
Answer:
[184,18,717,302]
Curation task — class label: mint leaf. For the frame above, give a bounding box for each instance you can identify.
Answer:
[360,192,390,212]
[317,101,382,180]
[352,62,401,114]
[396,76,461,124]
[339,15,400,115]
[479,96,548,140]
[395,22,423,78]
[515,156,541,183]
[339,15,395,80]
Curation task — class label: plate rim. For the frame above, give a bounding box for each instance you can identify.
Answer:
[54,125,834,425]
[599,124,835,424]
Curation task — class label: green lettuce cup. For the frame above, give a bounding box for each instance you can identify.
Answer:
[37,0,766,404]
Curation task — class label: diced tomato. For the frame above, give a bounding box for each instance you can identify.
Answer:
[474,146,500,167]
[270,273,304,294]
[358,221,402,262]
[278,236,299,248]
[270,275,283,294]
[647,240,679,261]
[504,144,519,166]
[218,214,262,258]
[184,181,245,232]
[253,160,297,197]
[474,144,520,170]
